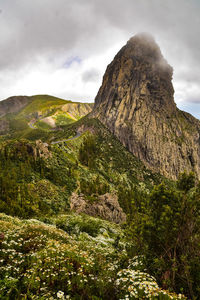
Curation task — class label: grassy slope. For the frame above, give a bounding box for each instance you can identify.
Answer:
[17,95,70,116]
[0,95,93,140]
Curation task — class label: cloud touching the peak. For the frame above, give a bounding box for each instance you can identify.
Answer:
[0,0,200,118]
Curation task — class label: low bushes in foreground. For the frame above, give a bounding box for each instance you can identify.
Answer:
[0,213,186,299]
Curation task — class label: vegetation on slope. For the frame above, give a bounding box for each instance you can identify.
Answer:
[126,172,200,299]
[0,213,186,299]
[0,113,200,299]
[17,95,69,116]
[0,95,93,139]
[0,117,167,219]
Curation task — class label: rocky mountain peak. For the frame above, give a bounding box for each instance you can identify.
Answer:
[127,32,161,58]
[92,33,200,179]
[94,32,175,115]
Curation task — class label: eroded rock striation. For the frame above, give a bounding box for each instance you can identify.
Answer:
[61,102,93,119]
[92,33,200,179]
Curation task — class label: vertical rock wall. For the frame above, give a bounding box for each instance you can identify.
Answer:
[92,33,200,179]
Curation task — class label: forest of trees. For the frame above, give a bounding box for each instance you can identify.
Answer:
[0,136,200,298]
[122,172,200,299]
[0,140,76,217]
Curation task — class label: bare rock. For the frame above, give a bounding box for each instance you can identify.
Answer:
[92,33,200,180]
[35,140,51,159]
[41,116,56,128]
[61,102,93,118]
[70,192,126,224]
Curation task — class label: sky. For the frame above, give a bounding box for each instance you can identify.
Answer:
[0,0,200,119]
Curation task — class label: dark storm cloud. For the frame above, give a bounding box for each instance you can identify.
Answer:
[0,0,200,107]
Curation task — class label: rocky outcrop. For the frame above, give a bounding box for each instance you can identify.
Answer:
[41,116,56,128]
[92,33,200,180]
[61,102,93,119]
[35,140,51,159]
[70,193,126,224]
[0,96,31,118]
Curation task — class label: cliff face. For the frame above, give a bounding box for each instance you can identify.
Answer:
[61,102,94,119]
[92,33,200,179]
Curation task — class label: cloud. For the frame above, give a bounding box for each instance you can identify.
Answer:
[0,0,199,117]
[174,80,200,104]
[82,69,100,83]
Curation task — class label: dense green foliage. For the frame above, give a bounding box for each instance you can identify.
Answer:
[54,114,75,126]
[0,140,76,217]
[35,120,52,130]
[0,117,165,219]
[18,95,69,116]
[127,172,200,299]
[0,110,199,299]
[78,134,97,167]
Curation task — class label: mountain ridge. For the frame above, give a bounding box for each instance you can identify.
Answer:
[0,94,93,135]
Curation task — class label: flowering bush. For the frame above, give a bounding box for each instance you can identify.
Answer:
[0,213,187,299]
[116,269,186,299]
[0,213,122,299]
[115,257,186,299]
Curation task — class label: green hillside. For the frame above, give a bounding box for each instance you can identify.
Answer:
[18,95,69,116]
[0,95,93,139]
[0,116,166,218]
[0,98,200,299]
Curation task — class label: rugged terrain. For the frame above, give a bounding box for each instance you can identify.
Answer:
[0,94,185,299]
[0,94,93,135]
[0,115,165,220]
[92,33,200,180]
[0,34,200,299]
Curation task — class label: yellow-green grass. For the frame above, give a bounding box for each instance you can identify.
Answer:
[18,95,71,116]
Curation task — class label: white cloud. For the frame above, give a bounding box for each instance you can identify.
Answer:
[0,0,200,118]
[0,43,123,102]
[174,80,200,104]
